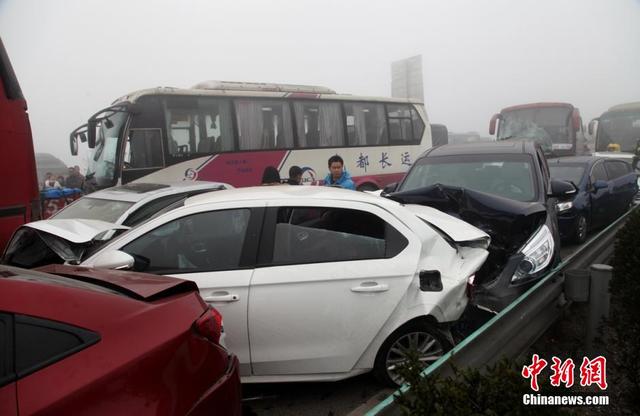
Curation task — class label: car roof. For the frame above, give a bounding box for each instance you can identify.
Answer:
[185,185,403,210]
[87,181,229,203]
[420,140,536,158]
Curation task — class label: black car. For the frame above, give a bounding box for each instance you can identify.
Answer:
[549,156,638,243]
[383,140,575,312]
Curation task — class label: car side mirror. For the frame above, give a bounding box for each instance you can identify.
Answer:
[91,250,134,270]
[592,180,608,191]
[550,179,577,198]
[382,182,398,194]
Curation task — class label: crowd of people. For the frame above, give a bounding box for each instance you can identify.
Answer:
[261,155,356,190]
[42,166,86,190]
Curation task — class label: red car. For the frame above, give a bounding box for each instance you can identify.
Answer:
[0,264,241,416]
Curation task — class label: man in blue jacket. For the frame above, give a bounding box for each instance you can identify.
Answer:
[323,155,356,190]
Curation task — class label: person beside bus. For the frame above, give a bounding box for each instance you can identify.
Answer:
[65,166,85,190]
[323,155,355,190]
[287,166,303,185]
[261,166,282,186]
[43,172,62,190]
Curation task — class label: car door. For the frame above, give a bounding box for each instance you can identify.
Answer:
[248,200,420,376]
[589,161,611,228]
[85,201,265,376]
[0,313,17,416]
[604,160,635,216]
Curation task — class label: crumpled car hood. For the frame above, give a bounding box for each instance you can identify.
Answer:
[387,184,547,257]
[22,219,129,244]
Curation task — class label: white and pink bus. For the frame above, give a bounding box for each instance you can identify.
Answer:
[70,81,432,191]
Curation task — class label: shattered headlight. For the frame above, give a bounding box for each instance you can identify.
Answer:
[555,201,573,213]
[512,224,554,283]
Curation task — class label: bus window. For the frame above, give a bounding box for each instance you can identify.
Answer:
[165,99,201,156]
[235,99,294,150]
[344,102,388,146]
[387,104,416,144]
[293,101,345,148]
[199,98,234,152]
[123,129,164,169]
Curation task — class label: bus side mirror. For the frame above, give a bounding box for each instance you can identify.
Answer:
[571,110,581,131]
[69,135,78,156]
[588,119,598,136]
[489,114,500,135]
[87,119,97,148]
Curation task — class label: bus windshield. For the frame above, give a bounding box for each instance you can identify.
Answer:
[87,111,128,187]
[596,111,640,153]
[498,107,572,149]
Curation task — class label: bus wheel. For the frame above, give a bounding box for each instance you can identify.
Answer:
[357,183,378,192]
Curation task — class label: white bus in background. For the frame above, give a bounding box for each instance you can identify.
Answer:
[589,102,640,165]
[70,81,432,191]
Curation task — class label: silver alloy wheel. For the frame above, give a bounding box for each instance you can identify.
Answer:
[385,331,444,385]
[577,216,587,241]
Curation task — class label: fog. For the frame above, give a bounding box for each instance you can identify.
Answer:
[1,0,639,166]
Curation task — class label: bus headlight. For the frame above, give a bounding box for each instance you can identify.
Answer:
[512,224,554,283]
[555,201,573,213]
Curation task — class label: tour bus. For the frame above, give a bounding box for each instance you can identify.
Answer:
[0,37,39,251]
[589,102,640,165]
[489,102,587,157]
[69,81,432,190]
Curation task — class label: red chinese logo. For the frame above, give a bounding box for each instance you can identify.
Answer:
[522,354,548,391]
[579,356,608,390]
[550,357,575,388]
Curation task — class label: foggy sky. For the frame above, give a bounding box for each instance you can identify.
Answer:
[1,0,639,166]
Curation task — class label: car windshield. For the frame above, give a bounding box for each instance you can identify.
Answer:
[498,107,572,150]
[86,111,128,187]
[53,197,134,223]
[549,164,585,185]
[399,154,537,202]
[596,111,640,153]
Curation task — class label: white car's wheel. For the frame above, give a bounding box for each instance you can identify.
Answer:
[373,321,452,386]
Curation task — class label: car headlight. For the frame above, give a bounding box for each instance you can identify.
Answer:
[512,224,554,283]
[556,201,573,213]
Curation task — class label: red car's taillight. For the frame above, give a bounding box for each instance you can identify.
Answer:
[194,307,223,345]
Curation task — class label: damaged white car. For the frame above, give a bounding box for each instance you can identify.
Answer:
[2,186,489,386]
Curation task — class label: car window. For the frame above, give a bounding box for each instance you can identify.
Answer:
[53,197,135,223]
[400,154,537,202]
[590,162,609,182]
[122,209,251,273]
[604,160,630,180]
[0,313,12,386]
[270,207,407,265]
[14,315,99,378]
[122,194,187,227]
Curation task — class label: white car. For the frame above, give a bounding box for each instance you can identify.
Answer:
[4,186,489,385]
[52,181,232,226]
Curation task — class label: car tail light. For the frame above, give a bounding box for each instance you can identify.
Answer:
[194,307,223,345]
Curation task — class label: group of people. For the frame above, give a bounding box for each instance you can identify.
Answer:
[260,155,356,190]
[42,166,85,190]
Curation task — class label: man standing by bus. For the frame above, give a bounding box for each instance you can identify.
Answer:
[324,155,355,190]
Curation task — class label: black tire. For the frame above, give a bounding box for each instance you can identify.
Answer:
[573,214,588,244]
[373,321,452,387]
[357,183,378,192]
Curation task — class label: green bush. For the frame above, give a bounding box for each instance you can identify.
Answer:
[395,353,570,416]
[610,207,640,404]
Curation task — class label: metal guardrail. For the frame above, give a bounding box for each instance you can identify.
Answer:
[367,205,638,416]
